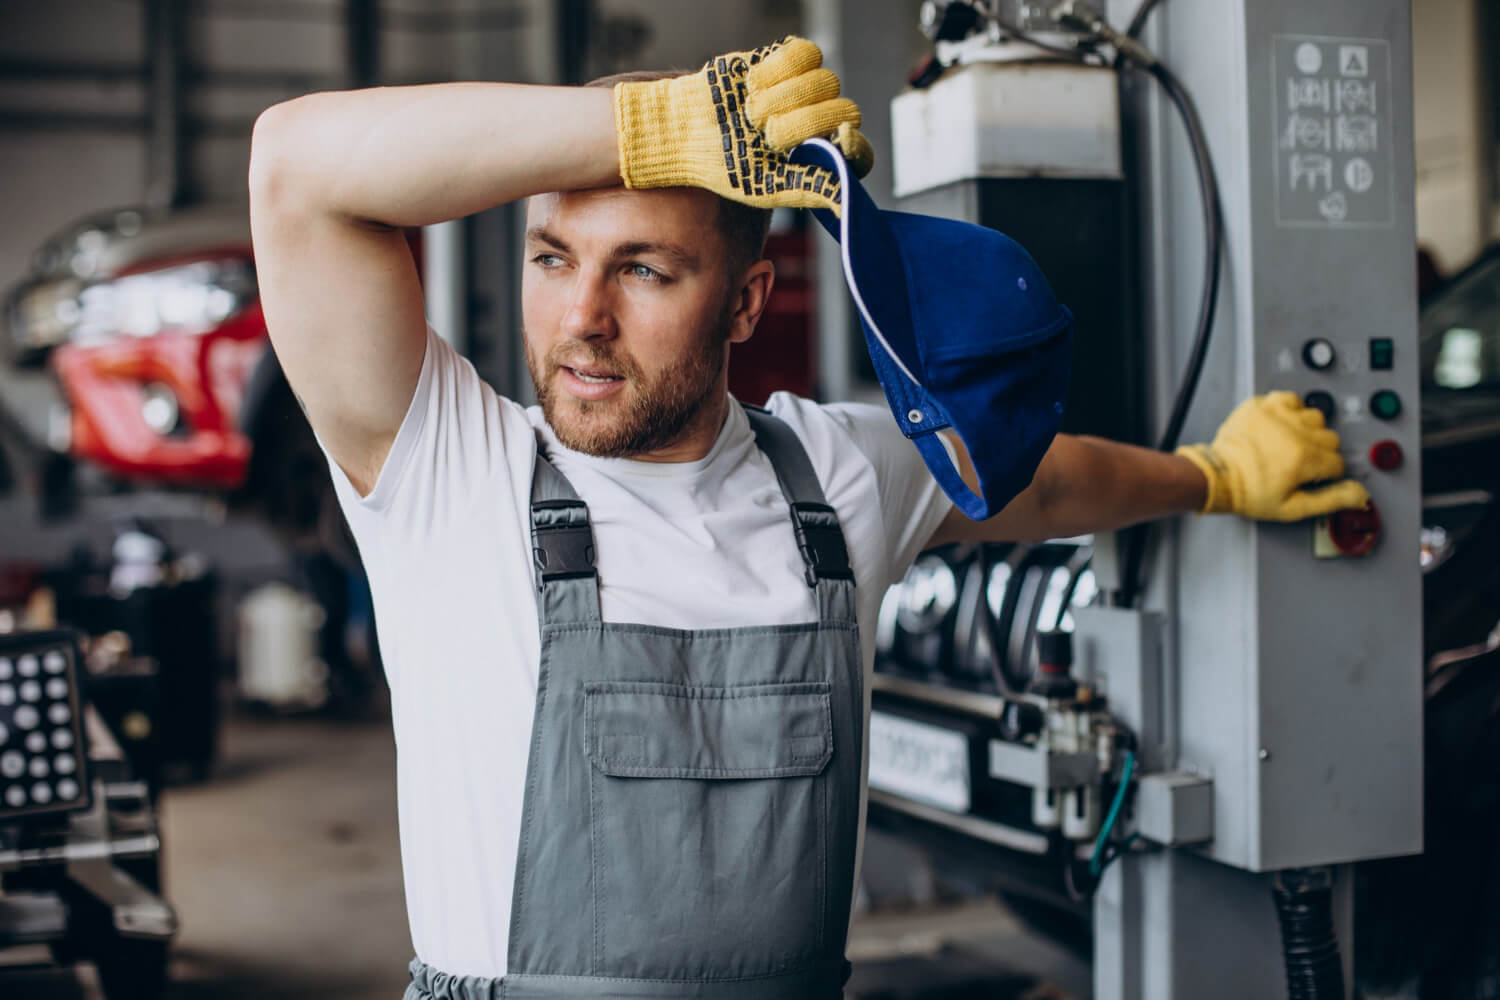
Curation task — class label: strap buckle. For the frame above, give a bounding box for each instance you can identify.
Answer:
[791,502,852,588]
[532,500,596,583]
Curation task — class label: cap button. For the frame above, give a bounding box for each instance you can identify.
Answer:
[1017,277,1028,291]
[907,409,924,424]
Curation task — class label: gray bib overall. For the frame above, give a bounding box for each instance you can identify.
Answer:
[404,408,863,1000]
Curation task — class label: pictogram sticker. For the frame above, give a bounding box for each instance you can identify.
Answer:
[1339,45,1368,77]
[1273,36,1392,228]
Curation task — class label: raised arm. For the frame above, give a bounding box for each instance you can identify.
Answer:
[249,37,872,497]
[247,84,618,494]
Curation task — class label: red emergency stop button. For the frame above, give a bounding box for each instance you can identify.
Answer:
[1329,503,1382,557]
[1369,440,1403,471]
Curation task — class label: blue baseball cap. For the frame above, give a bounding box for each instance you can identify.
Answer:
[790,138,1074,521]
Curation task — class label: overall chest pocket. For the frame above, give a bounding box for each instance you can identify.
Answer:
[583,680,834,981]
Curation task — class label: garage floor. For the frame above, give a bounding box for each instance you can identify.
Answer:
[1,702,1090,1000]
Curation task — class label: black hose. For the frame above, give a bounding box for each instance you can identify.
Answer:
[1116,56,1224,609]
[1273,873,1346,999]
[1125,0,1165,40]
[1142,61,1223,453]
[1040,2,1226,608]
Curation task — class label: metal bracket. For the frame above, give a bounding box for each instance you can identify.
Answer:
[65,856,178,940]
[63,779,177,941]
[1133,771,1215,847]
[987,738,1099,789]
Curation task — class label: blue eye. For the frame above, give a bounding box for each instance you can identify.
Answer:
[531,253,563,268]
[629,263,663,282]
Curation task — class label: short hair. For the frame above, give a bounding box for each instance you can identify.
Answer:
[585,69,773,279]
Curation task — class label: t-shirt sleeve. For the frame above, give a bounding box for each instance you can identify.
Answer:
[316,325,535,540]
[822,401,955,586]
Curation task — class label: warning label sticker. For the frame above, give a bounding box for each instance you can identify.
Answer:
[1272,35,1394,229]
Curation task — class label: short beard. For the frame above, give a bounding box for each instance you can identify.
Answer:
[526,314,731,459]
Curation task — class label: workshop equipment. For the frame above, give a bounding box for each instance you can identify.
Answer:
[48,524,221,780]
[0,631,91,822]
[863,2,1421,997]
[0,629,176,1000]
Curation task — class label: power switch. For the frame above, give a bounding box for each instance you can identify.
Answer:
[1370,338,1394,370]
[1303,339,1336,371]
[1314,503,1382,558]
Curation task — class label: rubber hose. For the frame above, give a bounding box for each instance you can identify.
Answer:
[1273,881,1346,999]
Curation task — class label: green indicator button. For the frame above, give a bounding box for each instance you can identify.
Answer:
[1370,338,1394,370]
[1371,389,1402,420]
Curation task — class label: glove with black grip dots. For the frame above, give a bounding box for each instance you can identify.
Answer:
[613,37,874,214]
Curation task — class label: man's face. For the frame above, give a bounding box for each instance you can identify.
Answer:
[522,187,746,459]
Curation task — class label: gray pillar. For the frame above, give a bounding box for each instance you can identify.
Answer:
[801,0,917,401]
[144,0,187,210]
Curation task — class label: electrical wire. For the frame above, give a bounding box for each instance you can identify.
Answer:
[1115,55,1224,607]
[1125,0,1165,40]
[1097,24,1225,608]
[1047,3,1224,609]
[990,15,1101,63]
[1140,61,1223,454]
[1091,748,1137,876]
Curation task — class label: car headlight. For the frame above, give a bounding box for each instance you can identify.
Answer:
[6,277,84,364]
[5,257,255,365]
[73,258,255,344]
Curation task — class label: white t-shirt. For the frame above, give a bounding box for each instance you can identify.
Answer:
[324,326,953,979]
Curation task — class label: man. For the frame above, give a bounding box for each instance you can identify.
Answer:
[248,37,1367,1000]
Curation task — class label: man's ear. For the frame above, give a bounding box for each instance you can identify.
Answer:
[727,260,775,345]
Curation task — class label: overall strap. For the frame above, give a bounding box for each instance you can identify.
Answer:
[529,446,602,625]
[743,405,856,623]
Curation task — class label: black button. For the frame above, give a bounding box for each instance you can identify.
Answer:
[1370,338,1394,370]
[1304,391,1337,426]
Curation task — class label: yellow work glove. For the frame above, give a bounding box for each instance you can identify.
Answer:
[1175,391,1371,522]
[613,36,874,214]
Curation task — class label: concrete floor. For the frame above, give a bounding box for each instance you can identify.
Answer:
[2,703,1089,1000]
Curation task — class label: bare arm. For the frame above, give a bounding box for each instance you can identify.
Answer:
[926,432,1208,547]
[247,84,618,494]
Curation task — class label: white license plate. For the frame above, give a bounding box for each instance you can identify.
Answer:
[868,710,971,813]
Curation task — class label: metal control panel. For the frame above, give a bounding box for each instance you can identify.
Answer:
[1111,0,1422,872]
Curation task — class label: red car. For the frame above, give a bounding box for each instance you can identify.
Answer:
[4,204,816,542]
[3,206,426,555]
